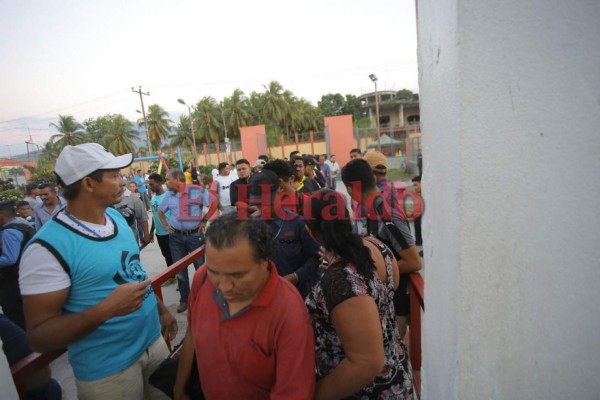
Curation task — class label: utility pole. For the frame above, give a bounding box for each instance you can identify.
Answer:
[25,128,33,161]
[369,74,381,151]
[132,86,152,154]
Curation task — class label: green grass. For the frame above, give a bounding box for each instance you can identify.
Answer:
[387,168,412,182]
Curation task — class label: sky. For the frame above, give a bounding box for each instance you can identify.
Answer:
[0,0,419,158]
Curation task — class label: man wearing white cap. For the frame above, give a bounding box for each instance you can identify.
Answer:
[18,143,176,399]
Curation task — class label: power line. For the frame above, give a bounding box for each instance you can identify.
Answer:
[0,89,127,124]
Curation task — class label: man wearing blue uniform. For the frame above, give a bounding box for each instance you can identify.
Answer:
[19,143,177,399]
[157,169,217,313]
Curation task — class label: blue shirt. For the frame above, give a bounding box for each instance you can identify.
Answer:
[134,176,147,193]
[0,219,27,267]
[151,192,170,236]
[29,208,160,380]
[261,210,320,298]
[159,184,210,231]
[33,197,66,231]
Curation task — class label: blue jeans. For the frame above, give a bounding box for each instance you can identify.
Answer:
[168,232,204,302]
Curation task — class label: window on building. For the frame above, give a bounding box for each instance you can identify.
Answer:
[407,115,420,125]
[379,115,390,126]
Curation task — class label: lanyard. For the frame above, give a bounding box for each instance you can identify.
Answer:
[63,210,104,238]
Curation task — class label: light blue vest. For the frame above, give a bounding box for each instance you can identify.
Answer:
[32,208,160,381]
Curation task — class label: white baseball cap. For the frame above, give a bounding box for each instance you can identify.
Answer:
[55,143,133,185]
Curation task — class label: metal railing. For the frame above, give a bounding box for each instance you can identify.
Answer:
[10,247,205,399]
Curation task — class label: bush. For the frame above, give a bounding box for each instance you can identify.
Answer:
[0,189,24,202]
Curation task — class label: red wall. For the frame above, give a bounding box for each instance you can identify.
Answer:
[324,115,354,167]
[240,125,267,163]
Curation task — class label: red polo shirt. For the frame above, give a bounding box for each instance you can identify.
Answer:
[188,262,315,399]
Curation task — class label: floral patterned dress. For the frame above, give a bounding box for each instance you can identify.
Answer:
[305,238,414,399]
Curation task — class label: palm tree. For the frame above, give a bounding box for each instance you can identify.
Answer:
[102,115,139,155]
[139,104,172,150]
[247,91,266,126]
[170,115,194,148]
[38,141,60,168]
[295,98,323,133]
[194,97,222,149]
[222,88,251,138]
[49,115,85,152]
[262,81,289,129]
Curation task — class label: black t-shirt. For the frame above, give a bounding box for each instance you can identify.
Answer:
[229,178,248,206]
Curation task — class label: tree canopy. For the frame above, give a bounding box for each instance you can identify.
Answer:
[38,84,418,165]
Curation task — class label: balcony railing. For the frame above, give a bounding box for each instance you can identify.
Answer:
[10,247,205,399]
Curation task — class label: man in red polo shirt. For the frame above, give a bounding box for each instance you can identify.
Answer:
[174,216,315,399]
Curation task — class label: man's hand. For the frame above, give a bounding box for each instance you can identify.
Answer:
[198,221,207,233]
[149,232,155,243]
[283,273,299,285]
[142,233,151,246]
[165,224,175,234]
[101,279,151,318]
[159,308,178,341]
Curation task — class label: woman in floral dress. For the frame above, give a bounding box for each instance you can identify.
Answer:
[305,189,413,399]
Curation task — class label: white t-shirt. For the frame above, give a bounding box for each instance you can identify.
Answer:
[214,174,236,207]
[19,211,115,295]
[211,168,219,181]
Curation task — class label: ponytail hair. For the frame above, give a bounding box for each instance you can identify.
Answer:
[305,189,375,282]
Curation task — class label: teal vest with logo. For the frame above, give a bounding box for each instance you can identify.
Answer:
[31,207,160,381]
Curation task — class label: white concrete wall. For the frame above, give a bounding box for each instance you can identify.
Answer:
[417,1,600,399]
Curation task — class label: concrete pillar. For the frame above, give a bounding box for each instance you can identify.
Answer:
[417,1,600,399]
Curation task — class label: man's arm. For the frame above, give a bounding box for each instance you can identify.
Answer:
[156,297,177,341]
[397,245,421,273]
[131,197,150,244]
[157,209,174,234]
[285,222,320,285]
[271,306,315,399]
[173,326,195,400]
[22,279,151,353]
[33,209,43,232]
[229,181,238,206]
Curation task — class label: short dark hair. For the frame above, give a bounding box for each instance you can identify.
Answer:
[58,170,104,201]
[341,159,377,192]
[137,169,142,173]
[148,173,163,183]
[0,201,16,218]
[25,183,37,195]
[350,148,361,155]
[169,169,186,183]
[302,155,316,167]
[412,175,421,182]
[37,183,56,191]
[205,215,273,262]
[291,155,304,166]
[263,159,293,182]
[289,150,300,159]
[16,201,30,209]
[236,158,250,166]
[258,154,269,162]
[218,162,229,172]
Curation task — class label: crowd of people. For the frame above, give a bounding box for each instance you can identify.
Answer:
[0,142,424,399]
